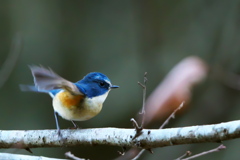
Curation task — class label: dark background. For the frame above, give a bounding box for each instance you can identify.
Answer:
[1,1,240,159]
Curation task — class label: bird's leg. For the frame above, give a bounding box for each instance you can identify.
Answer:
[71,120,79,129]
[54,111,62,137]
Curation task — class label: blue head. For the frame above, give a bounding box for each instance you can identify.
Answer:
[76,72,119,98]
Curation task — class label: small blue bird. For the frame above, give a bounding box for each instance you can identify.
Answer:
[21,66,119,135]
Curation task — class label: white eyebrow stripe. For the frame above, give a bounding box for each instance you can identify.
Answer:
[105,80,111,85]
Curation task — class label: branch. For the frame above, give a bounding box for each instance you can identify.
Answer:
[175,151,192,160]
[1,120,240,149]
[160,101,184,129]
[0,153,67,160]
[181,144,226,160]
[131,149,145,160]
[131,102,184,160]
[65,151,86,160]
[138,72,147,116]
[131,72,148,139]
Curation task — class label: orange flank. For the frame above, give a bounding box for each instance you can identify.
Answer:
[57,91,84,109]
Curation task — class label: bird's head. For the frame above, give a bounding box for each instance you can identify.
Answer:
[77,72,119,98]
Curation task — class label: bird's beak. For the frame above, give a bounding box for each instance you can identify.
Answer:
[110,85,119,89]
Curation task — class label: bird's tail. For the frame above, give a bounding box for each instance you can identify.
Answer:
[19,84,48,93]
[20,84,55,98]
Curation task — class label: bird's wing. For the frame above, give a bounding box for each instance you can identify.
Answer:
[29,65,83,95]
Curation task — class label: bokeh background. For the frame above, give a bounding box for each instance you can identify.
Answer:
[1,0,240,159]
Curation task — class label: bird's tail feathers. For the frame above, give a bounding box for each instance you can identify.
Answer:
[29,65,83,95]
[19,84,48,93]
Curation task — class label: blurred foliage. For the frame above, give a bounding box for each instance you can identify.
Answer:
[1,0,240,159]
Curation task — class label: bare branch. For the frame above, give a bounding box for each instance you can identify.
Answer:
[65,151,87,160]
[160,101,184,129]
[175,151,192,160]
[0,153,67,160]
[131,149,144,160]
[131,102,185,160]
[131,72,148,139]
[117,146,127,155]
[0,121,239,149]
[130,118,143,139]
[182,144,226,160]
[138,72,148,116]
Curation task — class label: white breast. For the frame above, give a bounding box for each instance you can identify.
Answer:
[53,91,110,121]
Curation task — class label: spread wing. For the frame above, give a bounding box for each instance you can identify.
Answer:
[29,65,83,95]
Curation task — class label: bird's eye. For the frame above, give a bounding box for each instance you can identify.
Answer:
[99,82,105,87]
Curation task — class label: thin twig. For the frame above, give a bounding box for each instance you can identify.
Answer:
[131,72,148,139]
[131,102,185,160]
[182,144,226,160]
[160,101,184,129]
[131,118,142,130]
[175,151,192,160]
[139,72,148,115]
[117,146,127,155]
[132,149,145,160]
[130,118,143,139]
[0,33,22,89]
[65,151,87,160]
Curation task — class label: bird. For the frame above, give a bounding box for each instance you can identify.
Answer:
[20,66,119,136]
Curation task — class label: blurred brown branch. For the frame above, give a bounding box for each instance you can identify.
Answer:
[142,56,207,126]
[127,56,208,160]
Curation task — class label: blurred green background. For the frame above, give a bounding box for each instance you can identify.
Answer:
[1,0,240,159]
